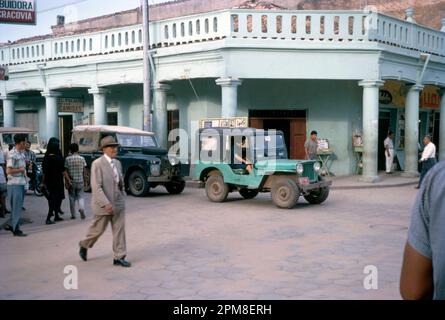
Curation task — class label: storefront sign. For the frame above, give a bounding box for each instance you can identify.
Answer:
[420,86,440,110]
[58,97,84,113]
[200,117,248,129]
[379,90,393,104]
[0,0,36,25]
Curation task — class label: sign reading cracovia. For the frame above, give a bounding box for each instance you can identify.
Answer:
[0,0,35,25]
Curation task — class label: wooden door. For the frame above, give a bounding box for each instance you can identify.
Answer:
[249,118,263,129]
[290,118,306,159]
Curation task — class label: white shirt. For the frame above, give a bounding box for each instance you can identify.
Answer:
[384,137,394,149]
[104,154,120,184]
[421,142,436,162]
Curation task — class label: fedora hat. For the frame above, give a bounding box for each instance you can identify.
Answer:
[100,136,120,150]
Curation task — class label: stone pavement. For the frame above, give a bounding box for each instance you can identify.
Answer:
[0,184,417,300]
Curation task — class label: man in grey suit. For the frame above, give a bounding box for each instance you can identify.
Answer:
[79,136,131,267]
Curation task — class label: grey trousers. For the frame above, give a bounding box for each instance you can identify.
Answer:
[79,209,127,260]
[68,182,85,216]
[7,184,25,231]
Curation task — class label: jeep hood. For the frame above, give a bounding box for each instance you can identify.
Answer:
[255,159,315,172]
[141,147,168,156]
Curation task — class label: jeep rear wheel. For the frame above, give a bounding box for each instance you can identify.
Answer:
[271,177,299,209]
[205,174,229,202]
[128,170,150,197]
[165,180,186,195]
[239,188,259,200]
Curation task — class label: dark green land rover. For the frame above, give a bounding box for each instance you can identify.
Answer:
[71,125,185,197]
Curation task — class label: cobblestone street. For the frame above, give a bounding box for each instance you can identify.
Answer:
[0,184,417,300]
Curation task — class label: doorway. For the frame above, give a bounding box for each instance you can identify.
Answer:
[378,111,391,171]
[59,115,73,157]
[249,110,307,159]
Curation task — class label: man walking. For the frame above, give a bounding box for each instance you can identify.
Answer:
[4,134,28,237]
[305,130,319,160]
[417,135,436,189]
[78,136,131,267]
[384,131,395,174]
[64,143,87,220]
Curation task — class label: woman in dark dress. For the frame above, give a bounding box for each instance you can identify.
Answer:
[42,138,66,225]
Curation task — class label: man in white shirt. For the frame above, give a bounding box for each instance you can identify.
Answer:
[417,135,436,189]
[384,131,395,174]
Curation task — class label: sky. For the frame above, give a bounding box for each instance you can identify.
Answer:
[0,0,170,43]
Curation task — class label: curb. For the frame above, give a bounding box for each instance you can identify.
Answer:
[186,180,418,190]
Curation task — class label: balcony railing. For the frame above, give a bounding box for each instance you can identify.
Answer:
[1,9,444,66]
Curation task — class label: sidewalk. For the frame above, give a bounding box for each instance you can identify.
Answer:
[185,171,419,190]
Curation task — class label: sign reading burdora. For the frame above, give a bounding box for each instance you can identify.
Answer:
[0,0,35,25]
[58,97,84,113]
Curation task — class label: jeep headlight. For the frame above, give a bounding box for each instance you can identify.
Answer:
[296,163,304,175]
[314,162,321,172]
[150,161,161,176]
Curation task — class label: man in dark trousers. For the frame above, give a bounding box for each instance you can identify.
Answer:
[78,136,131,267]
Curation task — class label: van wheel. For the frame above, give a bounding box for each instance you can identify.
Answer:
[239,188,259,199]
[304,177,330,204]
[165,180,186,195]
[205,174,229,202]
[84,168,91,193]
[128,170,150,197]
[271,177,299,209]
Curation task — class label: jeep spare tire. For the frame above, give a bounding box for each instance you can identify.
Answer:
[128,170,150,197]
[205,174,229,202]
[271,177,299,209]
[239,188,259,200]
[165,180,186,195]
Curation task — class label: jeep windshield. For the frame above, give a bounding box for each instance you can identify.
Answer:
[116,134,157,148]
[254,133,288,161]
[2,132,39,145]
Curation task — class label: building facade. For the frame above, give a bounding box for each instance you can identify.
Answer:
[1,1,445,180]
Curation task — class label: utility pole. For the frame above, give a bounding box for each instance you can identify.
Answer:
[142,0,151,131]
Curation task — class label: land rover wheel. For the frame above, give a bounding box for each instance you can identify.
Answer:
[84,167,91,193]
[304,177,330,204]
[205,174,229,202]
[165,180,186,195]
[128,170,150,197]
[239,188,259,200]
[271,177,299,209]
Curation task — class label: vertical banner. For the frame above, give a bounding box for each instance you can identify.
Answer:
[0,0,36,25]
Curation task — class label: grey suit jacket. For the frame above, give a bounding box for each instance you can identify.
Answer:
[91,155,126,216]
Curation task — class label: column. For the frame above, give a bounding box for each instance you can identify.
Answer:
[0,95,18,127]
[359,80,384,183]
[439,89,445,161]
[152,82,171,149]
[41,90,61,140]
[88,87,109,125]
[403,84,424,177]
[215,77,242,118]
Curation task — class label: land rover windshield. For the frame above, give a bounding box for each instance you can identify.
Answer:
[116,133,158,148]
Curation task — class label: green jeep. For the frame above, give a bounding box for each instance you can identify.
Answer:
[194,127,332,209]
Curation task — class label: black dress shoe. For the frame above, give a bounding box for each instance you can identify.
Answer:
[46,219,55,225]
[58,210,64,215]
[54,216,64,222]
[4,224,13,232]
[13,229,27,237]
[113,258,131,268]
[79,247,88,261]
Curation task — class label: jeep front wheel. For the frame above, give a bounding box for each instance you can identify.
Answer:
[205,174,229,202]
[128,170,150,197]
[271,177,299,209]
[239,188,259,200]
[165,180,186,195]
[304,176,330,205]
